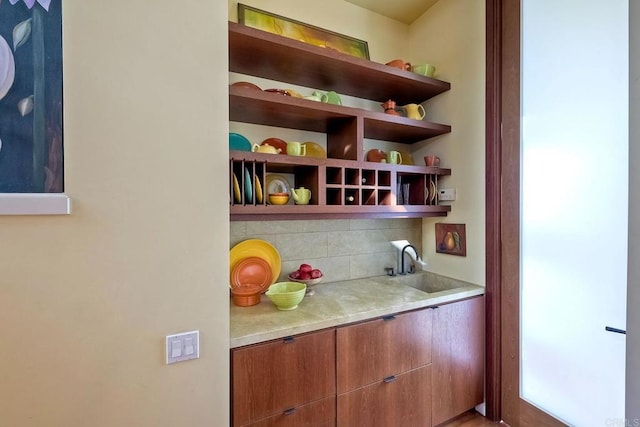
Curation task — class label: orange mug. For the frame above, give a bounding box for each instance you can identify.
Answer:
[424,155,440,167]
[385,59,412,71]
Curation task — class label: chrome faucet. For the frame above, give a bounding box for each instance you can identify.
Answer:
[399,244,420,275]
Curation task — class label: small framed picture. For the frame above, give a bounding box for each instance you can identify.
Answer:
[238,4,370,60]
[435,223,466,257]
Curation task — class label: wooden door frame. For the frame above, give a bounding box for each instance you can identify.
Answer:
[485,1,567,424]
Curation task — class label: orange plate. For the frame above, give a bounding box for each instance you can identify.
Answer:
[261,137,287,154]
[230,239,282,287]
[231,256,272,292]
[366,149,386,162]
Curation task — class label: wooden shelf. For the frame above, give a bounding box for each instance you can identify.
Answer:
[230,204,452,221]
[230,87,451,144]
[229,22,450,105]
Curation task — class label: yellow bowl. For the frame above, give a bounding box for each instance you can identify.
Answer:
[268,193,290,205]
[265,282,307,310]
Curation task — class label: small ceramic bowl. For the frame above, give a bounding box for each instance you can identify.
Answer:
[265,282,307,310]
[268,192,290,205]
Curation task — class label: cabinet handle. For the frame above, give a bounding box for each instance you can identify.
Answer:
[382,314,396,321]
[283,336,295,343]
[283,407,296,416]
[383,375,397,383]
[605,326,626,335]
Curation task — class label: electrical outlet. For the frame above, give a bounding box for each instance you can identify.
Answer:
[166,330,199,364]
[439,188,456,201]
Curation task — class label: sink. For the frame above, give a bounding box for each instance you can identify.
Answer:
[379,271,477,294]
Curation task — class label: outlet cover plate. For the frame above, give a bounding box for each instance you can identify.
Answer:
[439,188,456,201]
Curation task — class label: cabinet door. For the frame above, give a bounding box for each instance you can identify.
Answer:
[232,329,336,427]
[337,365,432,427]
[248,396,335,427]
[431,296,485,425]
[336,309,432,393]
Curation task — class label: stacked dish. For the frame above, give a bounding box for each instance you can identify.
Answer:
[229,239,282,307]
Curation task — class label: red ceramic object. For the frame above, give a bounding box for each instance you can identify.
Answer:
[261,138,287,154]
[366,149,387,163]
[231,256,272,293]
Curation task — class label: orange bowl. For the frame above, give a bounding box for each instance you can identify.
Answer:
[231,283,262,307]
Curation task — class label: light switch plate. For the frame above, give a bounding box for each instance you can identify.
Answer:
[166,330,199,364]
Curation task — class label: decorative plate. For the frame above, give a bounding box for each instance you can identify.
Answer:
[254,174,263,204]
[230,239,281,286]
[261,137,287,154]
[366,149,386,163]
[232,173,241,203]
[229,133,251,152]
[303,142,327,158]
[265,174,292,195]
[231,256,272,292]
[244,167,253,204]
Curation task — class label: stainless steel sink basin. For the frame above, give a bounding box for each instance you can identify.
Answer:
[378,271,480,295]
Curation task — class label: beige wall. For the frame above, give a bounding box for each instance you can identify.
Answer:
[410,0,486,285]
[0,1,230,426]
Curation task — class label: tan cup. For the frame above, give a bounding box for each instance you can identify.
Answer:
[387,150,403,165]
[286,141,307,156]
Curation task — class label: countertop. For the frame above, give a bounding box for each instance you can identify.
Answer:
[230,271,484,348]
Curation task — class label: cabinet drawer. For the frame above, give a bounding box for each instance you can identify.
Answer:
[247,396,336,427]
[337,365,432,427]
[336,309,432,393]
[232,329,336,426]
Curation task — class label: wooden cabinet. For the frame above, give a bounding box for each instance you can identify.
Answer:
[336,309,433,426]
[228,22,453,220]
[231,329,336,427]
[431,296,485,425]
[337,365,432,427]
[230,297,485,427]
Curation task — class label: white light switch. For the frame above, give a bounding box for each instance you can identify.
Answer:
[184,337,194,356]
[166,330,200,364]
[171,340,182,358]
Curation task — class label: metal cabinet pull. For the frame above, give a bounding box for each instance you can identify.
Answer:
[383,375,397,383]
[605,326,626,335]
[382,314,396,321]
[283,336,295,343]
[283,407,296,415]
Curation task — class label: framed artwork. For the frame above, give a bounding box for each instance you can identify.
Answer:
[435,223,467,257]
[238,4,370,60]
[0,0,63,193]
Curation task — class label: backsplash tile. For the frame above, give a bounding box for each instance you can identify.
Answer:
[230,218,422,283]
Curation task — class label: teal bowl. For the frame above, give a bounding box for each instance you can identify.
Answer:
[265,282,307,310]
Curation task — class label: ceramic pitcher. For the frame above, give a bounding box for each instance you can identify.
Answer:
[402,104,426,120]
[290,187,311,205]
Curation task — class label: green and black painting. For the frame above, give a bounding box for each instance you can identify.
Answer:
[0,0,62,192]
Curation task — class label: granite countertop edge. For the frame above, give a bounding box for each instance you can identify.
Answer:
[230,272,485,349]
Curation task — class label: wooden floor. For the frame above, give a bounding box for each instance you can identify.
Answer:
[440,410,505,427]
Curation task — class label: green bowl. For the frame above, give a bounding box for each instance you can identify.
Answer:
[265,281,307,310]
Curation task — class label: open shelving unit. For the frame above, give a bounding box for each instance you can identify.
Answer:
[228,21,453,220]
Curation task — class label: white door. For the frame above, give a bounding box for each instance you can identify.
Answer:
[520,1,628,425]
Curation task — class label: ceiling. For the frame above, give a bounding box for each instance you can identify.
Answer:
[344,0,439,24]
